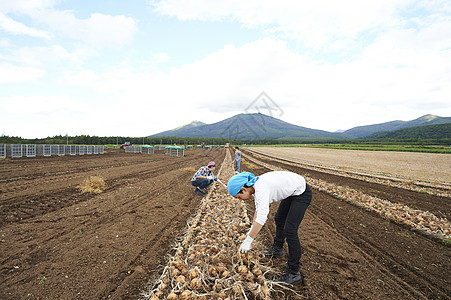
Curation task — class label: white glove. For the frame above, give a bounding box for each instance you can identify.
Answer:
[239,236,254,253]
[246,226,253,237]
[206,176,214,180]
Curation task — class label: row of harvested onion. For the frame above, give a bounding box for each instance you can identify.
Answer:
[142,152,274,299]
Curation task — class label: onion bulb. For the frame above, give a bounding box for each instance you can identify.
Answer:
[189,268,198,279]
[190,278,202,289]
[175,275,186,284]
[167,292,178,300]
[154,290,163,298]
[245,272,254,281]
[237,265,248,274]
[208,267,218,276]
[252,266,262,276]
[180,290,192,300]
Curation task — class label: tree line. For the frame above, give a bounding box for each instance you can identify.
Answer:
[0,134,449,146]
[367,123,451,140]
[0,135,234,146]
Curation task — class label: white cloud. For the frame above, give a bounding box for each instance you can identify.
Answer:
[0,45,93,86]
[0,0,56,15]
[0,62,45,83]
[0,38,11,47]
[150,0,405,48]
[64,35,450,133]
[1,0,450,138]
[3,27,450,136]
[153,52,169,63]
[1,1,137,48]
[0,94,85,115]
[63,69,98,87]
[3,45,89,68]
[0,12,50,38]
[0,94,100,138]
[39,11,137,48]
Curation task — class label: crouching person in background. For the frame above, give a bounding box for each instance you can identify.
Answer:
[191,161,218,196]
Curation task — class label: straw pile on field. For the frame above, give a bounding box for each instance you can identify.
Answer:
[77,176,106,194]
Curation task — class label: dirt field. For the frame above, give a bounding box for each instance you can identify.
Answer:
[0,148,225,299]
[1,147,450,299]
[249,147,451,184]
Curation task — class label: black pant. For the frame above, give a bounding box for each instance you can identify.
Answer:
[273,184,312,273]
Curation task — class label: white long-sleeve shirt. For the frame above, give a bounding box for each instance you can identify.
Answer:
[253,171,306,226]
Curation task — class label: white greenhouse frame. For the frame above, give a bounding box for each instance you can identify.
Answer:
[25,144,36,157]
[11,144,22,158]
[144,147,154,154]
[168,146,185,157]
[79,145,86,155]
[43,145,51,156]
[125,146,142,153]
[0,144,104,158]
[51,145,59,156]
[70,145,77,155]
[58,145,65,156]
[0,144,6,158]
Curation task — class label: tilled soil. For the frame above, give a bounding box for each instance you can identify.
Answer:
[0,149,225,299]
[1,147,449,300]
[241,149,450,299]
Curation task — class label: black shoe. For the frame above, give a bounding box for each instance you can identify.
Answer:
[273,271,302,285]
[263,246,284,257]
[194,187,204,196]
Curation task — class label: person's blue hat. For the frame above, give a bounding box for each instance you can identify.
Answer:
[227,172,259,196]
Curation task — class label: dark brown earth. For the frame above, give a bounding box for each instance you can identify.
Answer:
[0,147,449,299]
[0,148,225,299]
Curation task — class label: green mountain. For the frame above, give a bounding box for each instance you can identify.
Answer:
[366,123,451,139]
[149,113,451,140]
[344,114,451,138]
[151,121,206,137]
[150,113,351,140]
[169,121,206,131]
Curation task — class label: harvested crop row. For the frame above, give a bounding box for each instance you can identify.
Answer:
[247,149,451,197]
[141,151,274,300]
[244,153,451,242]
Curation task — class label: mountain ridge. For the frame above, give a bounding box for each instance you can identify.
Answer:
[344,114,451,138]
[367,122,451,139]
[149,113,451,140]
[170,121,206,131]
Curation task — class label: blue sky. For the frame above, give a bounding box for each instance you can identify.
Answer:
[1,0,450,138]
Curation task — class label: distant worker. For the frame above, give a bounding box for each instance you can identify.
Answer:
[233,147,242,173]
[227,171,312,285]
[191,161,218,195]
